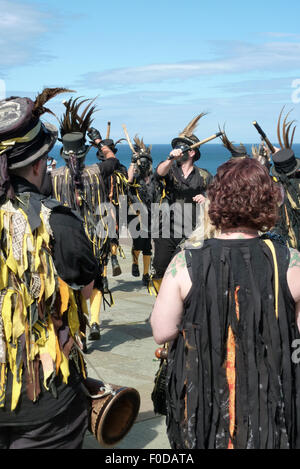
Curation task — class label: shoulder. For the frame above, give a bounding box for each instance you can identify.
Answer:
[51,166,66,177]
[287,248,300,303]
[44,198,83,228]
[196,167,213,182]
[288,248,300,269]
[164,250,188,279]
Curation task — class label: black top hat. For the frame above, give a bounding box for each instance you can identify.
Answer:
[271,148,300,177]
[60,132,90,160]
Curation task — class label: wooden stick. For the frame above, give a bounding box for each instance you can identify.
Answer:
[106,121,111,139]
[122,124,136,153]
[189,131,223,149]
[252,121,275,153]
[169,132,223,160]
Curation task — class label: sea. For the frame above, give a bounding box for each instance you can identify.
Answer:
[48,143,300,176]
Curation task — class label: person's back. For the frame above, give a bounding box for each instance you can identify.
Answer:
[151,157,300,449]
[0,89,98,449]
[165,237,300,449]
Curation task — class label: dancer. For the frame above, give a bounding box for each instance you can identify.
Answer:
[0,89,98,448]
[52,98,117,345]
[128,136,156,285]
[151,157,300,449]
[152,113,213,294]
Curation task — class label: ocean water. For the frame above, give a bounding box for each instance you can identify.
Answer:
[49,143,300,176]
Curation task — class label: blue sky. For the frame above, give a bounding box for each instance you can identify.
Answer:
[1,0,300,143]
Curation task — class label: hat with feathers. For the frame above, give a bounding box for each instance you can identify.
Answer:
[219,126,249,158]
[0,87,73,169]
[271,107,300,177]
[0,87,73,198]
[171,113,207,161]
[59,96,97,159]
[133,135,152,161]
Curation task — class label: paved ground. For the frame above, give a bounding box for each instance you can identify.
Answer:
[82,239,170,450]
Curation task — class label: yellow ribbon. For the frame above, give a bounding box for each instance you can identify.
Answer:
[263,239,279,319]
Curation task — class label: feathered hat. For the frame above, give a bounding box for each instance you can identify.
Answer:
[0,87,72,169]
[171,113,207,161]
[271,107,300,177]
[0,87,72,198]
[133,135,152,160]
[59,96,97,160]
[133,135,152,171]
[219,126,249,158]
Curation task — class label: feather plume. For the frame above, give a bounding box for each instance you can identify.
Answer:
[277,106,297,149]
[252,145,260,158]
[219,124,247,156]
[178,112,207,138]
[33,87,74,118]
[133,134,151,154]
[218,124,236,153]
[60,96,98,136]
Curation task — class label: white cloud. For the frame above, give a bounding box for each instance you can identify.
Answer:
[0,0,54,70]
[79,39,300,90]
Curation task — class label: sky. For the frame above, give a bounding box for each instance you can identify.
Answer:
[1,0,300,143]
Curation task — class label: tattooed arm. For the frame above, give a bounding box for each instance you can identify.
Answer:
[287,248,300,333]
[151,251,192,344]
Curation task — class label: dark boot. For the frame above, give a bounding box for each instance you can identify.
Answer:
[132,263,140,277]
[142,273,150,286]
[102,276,109,293]
[88,323,101,341]
[81,337,88,353]
[111,255,121,277]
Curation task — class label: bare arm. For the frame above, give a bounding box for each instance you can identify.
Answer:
[150,251,192,344]
[127,163,137,183]
[156,149,183,177]
[287,248,300,332]
[94,138,116,159]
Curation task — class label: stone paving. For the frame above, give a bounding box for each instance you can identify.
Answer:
[82,240,170,450]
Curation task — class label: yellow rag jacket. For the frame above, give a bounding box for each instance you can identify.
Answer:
[0,194,87,411]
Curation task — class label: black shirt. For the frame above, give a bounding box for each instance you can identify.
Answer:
[155,161,212,238]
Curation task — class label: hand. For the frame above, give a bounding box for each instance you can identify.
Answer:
[193,194,206,204]
[88,127,102,143]
[169,149,182,161]
[272,145,280,154]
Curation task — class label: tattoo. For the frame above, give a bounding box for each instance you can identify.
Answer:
[165,252,187,278]
[289,248,300,268]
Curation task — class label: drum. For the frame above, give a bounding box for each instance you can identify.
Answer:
[85,377,141,447]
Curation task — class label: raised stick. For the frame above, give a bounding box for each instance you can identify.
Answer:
[169,131,223,159]
[252,121,275,153]
[188,131,223,150]
[106,121,111,139]
[122,124,136,153]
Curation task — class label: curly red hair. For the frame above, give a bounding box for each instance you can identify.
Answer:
[208,158,282,231]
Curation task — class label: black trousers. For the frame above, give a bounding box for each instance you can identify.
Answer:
[132,236,152,256]
[0,394,88,449]
[152,237,183,279]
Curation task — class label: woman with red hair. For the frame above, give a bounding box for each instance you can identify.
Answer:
[151,158,300,449]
